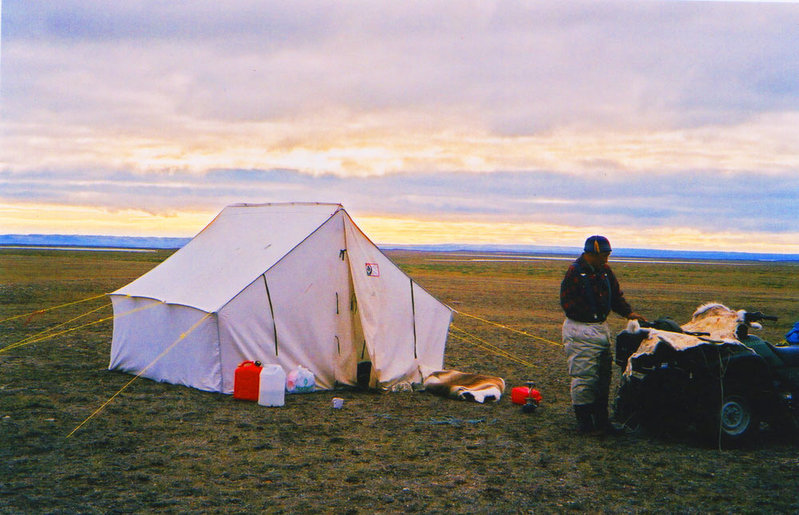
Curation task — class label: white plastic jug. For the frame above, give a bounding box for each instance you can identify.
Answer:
[286,366,315,393]
[258,364,286,407]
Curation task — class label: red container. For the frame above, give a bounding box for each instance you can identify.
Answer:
[511,386,542,405]
[234,360,262,401]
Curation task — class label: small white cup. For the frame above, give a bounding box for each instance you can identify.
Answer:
[332,397,344,409]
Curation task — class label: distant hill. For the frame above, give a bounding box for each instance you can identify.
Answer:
[2,234,799,262]
[0,234,191,250]
[380,243,799,262]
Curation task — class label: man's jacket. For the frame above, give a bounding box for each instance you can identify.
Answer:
[560,255,632,323]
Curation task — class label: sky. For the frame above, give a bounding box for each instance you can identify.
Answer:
[2,1,799,253]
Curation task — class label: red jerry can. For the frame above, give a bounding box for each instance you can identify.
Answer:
[234,360,262,401]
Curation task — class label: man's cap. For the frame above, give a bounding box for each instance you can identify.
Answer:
[584,235,612,254]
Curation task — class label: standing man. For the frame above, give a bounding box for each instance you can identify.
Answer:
[560,235,645,435]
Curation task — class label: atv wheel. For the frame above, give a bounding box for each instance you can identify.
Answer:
[714,394,759,447]
[720,396,753,435]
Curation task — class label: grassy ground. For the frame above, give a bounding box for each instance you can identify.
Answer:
[2,248,799,513]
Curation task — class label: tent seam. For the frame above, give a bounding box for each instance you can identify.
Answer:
[263,275,279,356]
[214,312,224,392]
[410,278,418,359]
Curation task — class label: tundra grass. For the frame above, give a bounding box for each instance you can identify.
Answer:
[1,248,798,513]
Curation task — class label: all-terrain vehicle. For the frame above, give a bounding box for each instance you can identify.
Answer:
[613,304,799,447]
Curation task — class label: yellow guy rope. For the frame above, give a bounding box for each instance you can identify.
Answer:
[0,298,160,355]
[454,309,563,348]
[449,324,538,369]
[4,303,112,352]
[0,315,115,355]
[67,312,213,438]
[0,293,108,324]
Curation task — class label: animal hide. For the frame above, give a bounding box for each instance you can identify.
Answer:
[423,369,505,403]
[623,303,758,376]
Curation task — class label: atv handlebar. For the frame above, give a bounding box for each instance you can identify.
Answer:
[744,311,778,323]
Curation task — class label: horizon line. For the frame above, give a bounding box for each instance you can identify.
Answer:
[2,234,799,261]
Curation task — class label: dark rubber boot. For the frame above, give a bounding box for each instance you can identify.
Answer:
[574,404,599,435]
[594,401,622,436]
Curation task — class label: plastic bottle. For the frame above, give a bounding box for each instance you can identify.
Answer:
[258,364,286,407]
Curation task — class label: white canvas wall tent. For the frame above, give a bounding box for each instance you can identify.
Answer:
[109,202,453,394]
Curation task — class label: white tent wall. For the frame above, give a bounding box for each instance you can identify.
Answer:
[344,214,452,387]
[109,296,222,392]
[410,282,451,372]
[217,211,353,392]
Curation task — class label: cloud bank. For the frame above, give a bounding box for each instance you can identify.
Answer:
[2,1,798,251]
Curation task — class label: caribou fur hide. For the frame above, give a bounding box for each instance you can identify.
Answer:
[623,303,758,376]
[423,369,505,403]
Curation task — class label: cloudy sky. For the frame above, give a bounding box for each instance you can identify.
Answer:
[2,1,798,252]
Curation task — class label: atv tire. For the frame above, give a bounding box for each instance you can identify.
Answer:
[705,394,759,448]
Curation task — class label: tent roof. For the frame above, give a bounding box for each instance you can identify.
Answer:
[112,203,343,312]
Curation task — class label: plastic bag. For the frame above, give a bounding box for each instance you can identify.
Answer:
[286,366,315,393]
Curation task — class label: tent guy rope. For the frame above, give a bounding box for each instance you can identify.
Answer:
[67,312,213,438]
[449,324,539,369]
[454,309,563,348]
[0,298,161,355]
[3,303,112,352]
[0,293,108,324]
[0,314,115,355]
